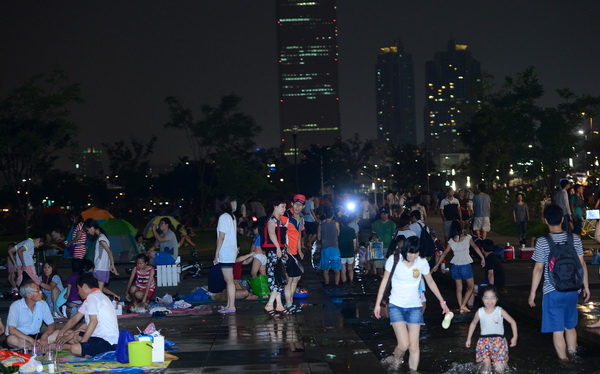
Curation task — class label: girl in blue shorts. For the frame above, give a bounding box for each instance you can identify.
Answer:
[433,220,485,313]
[374,236,450,371]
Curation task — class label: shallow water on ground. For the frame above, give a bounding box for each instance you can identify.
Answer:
[326,275,600,373]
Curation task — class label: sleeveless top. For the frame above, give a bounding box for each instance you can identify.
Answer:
[135,266,155,292]
[261,215,287,251]
[449,234,473,265]
[320,220,338,249]
[478,306,504,336]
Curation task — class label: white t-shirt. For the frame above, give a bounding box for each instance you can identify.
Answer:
[409,221,428,239]
[78,290,119,345]
[385,255,430,308]
[94,234,110,272]
[217,213,238,263]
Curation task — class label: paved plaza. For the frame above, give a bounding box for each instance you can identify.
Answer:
[1,215,600,373]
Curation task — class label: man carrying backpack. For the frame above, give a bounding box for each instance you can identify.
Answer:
[528,204,589,360]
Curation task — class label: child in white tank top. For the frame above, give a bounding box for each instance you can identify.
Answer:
[466,286,518,373]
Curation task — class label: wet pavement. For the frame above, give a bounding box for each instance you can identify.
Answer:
[1,214,600,373]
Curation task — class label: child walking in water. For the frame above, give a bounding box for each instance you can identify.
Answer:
[466,286,518,373]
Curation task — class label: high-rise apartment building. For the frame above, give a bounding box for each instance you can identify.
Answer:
[424,40,482,170]
[276,0,341,155]
[81,147,104,180]
[375,40,416,145]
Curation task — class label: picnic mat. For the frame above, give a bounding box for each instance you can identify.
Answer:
[48,351,178,373]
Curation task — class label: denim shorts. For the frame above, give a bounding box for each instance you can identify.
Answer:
[451,264,473,280]
[388,304,424,325]
[541,290,578,333]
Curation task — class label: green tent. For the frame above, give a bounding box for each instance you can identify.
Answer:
[99,219,139,262]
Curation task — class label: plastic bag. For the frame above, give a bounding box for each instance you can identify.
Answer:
[17,355,42,373]
[249,275,270,298]
[116,330,136,363]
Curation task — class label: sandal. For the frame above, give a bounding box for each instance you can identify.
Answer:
[286,304,299,313]
[280,308,293,316]
[264,309,279,317]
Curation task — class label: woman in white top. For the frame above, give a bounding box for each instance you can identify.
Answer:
[83,219,119,292]
[433,220,485,314]
[374,236,450,371]
[213,194,239,314]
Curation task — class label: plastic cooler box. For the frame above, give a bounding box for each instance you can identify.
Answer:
[521,248,534,259]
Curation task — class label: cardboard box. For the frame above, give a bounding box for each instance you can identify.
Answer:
[152,336,164,363]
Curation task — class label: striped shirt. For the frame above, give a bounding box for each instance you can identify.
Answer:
[135,266,155,293]
[532,232,583,294]
[71,222,87,259]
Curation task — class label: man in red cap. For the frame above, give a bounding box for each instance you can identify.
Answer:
[280,194,306,313]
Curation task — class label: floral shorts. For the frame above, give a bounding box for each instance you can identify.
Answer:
[476,336,508,363]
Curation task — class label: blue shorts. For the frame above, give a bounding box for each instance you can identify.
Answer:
[541,290,579,333]
[389,304,424,325]
[320,247,342,271]
[451,264,473,280]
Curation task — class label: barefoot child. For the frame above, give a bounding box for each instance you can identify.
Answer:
[466,286,518,373]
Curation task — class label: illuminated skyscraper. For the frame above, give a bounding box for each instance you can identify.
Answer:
[425,40,482,169]
[276,0,341,154]
[81,147,104,180]
[375,40,416,145]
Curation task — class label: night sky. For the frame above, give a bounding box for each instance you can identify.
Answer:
[2,1,599,167]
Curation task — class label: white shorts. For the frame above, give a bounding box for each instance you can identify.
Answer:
[253,253,267,265]
[341,257,354,265]
[473,217,491,232]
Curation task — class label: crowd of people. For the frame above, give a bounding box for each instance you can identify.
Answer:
[1,181,599,372]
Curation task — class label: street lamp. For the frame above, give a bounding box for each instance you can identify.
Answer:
[292,125,299,191]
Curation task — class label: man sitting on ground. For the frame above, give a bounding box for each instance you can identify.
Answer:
[53,274,119,357]
[5,280,55,350]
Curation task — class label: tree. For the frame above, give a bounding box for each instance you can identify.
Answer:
[164,94,262,211]
[461,67,542,186]
[0,67,82,234]
[386,143,434,191]
[102,136,157,211]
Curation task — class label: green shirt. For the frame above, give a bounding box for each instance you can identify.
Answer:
[372,219,397,248]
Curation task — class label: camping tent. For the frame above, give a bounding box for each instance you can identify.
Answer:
[142,216,182,238]
[81,207,114,222]
[100,219,139,263]
[38,206,70,230]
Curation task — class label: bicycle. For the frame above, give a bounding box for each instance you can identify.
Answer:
[181,248,202,280]
[581,219,597,239]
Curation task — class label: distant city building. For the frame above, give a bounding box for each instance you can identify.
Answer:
[375,40,416,145]
[276,0,341,155]
[81,147,104,180]
[424,40,482,170]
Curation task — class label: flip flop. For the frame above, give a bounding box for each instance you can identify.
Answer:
[442,312,454,329]
[218,308,236,314]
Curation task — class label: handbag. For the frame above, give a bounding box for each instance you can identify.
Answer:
[379,252,400,319]
[274,257,288,286]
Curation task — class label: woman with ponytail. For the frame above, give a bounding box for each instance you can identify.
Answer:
[83,219,119,291]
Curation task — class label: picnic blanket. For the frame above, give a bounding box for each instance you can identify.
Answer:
[50,351,177,373]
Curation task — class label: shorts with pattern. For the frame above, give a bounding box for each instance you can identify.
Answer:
[476,336,509,363]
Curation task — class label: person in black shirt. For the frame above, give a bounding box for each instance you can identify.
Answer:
[481,240,505,292]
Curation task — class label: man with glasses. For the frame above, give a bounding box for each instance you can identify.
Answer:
[5,280,56,350]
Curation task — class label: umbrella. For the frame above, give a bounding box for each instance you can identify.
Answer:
[143,215,182,238]
[81,207,114,221]
[100,219,137,236]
